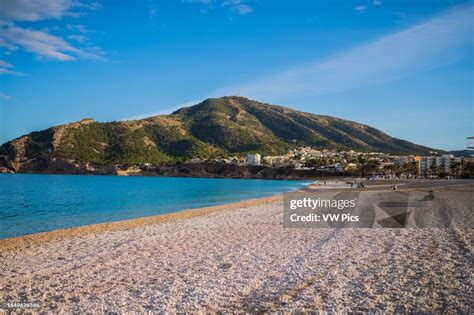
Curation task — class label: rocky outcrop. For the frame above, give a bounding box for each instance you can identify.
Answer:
[0,159,344,180]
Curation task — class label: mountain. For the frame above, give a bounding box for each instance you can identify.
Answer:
[448,149,473,157]
[0,96,436,173]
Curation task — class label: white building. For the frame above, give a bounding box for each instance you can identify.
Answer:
[262,155,294,167]
[418,154,457,175]
[247,153,261,166]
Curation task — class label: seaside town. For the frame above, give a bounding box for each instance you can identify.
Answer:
[186,147,474,179]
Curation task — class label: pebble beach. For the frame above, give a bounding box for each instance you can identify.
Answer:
[0,181,472,313]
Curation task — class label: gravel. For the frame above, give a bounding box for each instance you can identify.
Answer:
[0,194,472,312]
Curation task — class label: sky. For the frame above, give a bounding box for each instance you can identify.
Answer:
[0,0,472,151]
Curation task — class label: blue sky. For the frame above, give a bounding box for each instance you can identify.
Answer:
[0,0,472,150]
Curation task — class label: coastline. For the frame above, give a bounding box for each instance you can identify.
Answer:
[0,162,350,180]
[1,180,472,312]
[2,179,472,251]
[0,193,286,252]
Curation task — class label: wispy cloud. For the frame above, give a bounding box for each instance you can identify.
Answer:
[148,0,159,20]
[67,34,88,44]
[214,4,473,101]
[0,59,23,75]
[0,0,80,22]
[0,0,101,21]
[184,0,253,15]
[121,4,473,123]
[66,24,94,34]
[355,1,382,13]
[0,92,12,100]
[0,0,104,62]
[230,4,252,15]
[222,0,253,14]
[0,61,13,68]
[0,21,104,61]
[354,5,368,13]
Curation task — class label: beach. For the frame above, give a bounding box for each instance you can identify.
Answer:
[0,180,472,313]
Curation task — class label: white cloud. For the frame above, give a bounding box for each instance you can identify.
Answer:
[127,5,473,121]
[0,0,78,22]
[0,59,22,75]
[66,24,94,34]
[215,5,473,101]
[0,0,100,22]
[0,68,22,75]
[0,0,102,21]
[354,5,368,13]
[184,0,253,15]
[0,22,104,61]
[68,34,88,44]
[149,0,159,19]
[0,60,13,68]
[222,0,253,14]
[0,0,104,62]
[222,0,241,6]
[0,92,12,100]
[373,0,382,6]
[231,4,252,15]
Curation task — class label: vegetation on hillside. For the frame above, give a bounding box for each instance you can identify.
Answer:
[0,96,437,169]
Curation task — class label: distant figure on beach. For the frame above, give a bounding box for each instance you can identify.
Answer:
[392,184,398,191]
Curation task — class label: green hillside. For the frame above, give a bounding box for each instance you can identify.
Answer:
[0,96,436,171]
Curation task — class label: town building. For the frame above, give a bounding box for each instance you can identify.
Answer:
[415,154,460,176]
[247,153,261,166]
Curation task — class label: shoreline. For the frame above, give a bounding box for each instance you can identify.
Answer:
[0,163,351,180]
[2,179,472,251]
[0,193,286,252]
[1,181,472,312]
[0,172,321,180]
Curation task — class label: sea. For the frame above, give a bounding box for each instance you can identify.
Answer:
[0,174,309,239]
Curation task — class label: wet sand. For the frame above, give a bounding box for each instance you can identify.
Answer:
[0,180,472,312]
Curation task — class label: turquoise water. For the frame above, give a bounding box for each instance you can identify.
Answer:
[0,174,309,239]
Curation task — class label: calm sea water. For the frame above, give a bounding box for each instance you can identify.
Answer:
[0,174,309,239]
